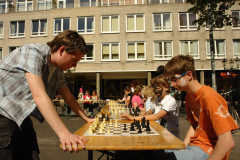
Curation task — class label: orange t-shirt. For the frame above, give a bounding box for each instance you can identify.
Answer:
[185,85,239,159]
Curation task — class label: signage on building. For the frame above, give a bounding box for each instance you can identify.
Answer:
[220,72,238,78]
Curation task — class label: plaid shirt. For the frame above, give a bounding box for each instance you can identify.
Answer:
[0,43,67,127]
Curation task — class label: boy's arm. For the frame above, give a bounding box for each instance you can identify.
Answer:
[207,131,235,160]
[26,72,86,152]
[58,86,94,123]
[121,110,167,121]
[183,126,195,147]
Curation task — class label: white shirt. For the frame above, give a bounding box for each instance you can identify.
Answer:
[149,95,179,137]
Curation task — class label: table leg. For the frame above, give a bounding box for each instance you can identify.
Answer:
[88,150,93,160]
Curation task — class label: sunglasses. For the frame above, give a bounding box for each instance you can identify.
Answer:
[170,72,187,82]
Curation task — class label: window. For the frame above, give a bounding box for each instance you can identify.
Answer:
[127,42,145,60]
[180,40,199,58]
[79,0,96,7]
[32,19,47,36]
[54,18,70,35]
[17,0,33,12]
[102,42,120,61]
[101,0,120,6]
[150,0,168,4]
[153,13,171,31]
[0,21,3,38]
[58,0,74,8]
[78,17,94,34]
[126,14,144,32]
[37,0,52,10]
[179,13,197,30]
[206,40,225,59]
[232,11,240,28]
[124,0,144,5]
[81,43,94,61]
[175,0,185,2]
[10,21,25,37]
[154,41,172,59]
[9,46,19,53]
[233,40,240,57]
[0,47,2,60]
[0,0,13,13]
[102,15,119,33]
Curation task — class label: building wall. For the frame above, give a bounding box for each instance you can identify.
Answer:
[0,0,240,98]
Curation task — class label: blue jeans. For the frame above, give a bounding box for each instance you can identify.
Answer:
[173,145,209,160]
[0,115,40,160]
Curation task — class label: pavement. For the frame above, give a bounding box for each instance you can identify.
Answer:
[32,107,240,160]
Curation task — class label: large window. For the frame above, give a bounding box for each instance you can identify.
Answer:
[127,42,145,60]
[0,22,3,38]
[124,0,144,5]
[81,43,94,61]
[58,0,74,8]
[0,47,2,60]
[10,21,25,38]
[37,0,52,10]
[102,15,119,33]
[101,0,120,6]
[153,13,171,31]
[154,41,172,59]
[0,0,13,13]
[180,40,199,58]
[179,13,197,30]
[233,40,240,57]
[175,0,185,2]
[54,18,70,35]
[102,42,120,61]
[207,40,225,59]
[150,0,168,3]
[79,0,96,7]
[126,14,144,32]
[232,11,240,28]
[32,19,47,36]
[78,16,94,34]
[17,0,33,12]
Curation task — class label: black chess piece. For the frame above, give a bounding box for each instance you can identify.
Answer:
[130,123,135,131]
[138,125,142,134]
[123,124,127,131]
[136,106,140,113]
[141,117,146,128]
[146,120,151,132]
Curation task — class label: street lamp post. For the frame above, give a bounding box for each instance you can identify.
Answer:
[222,57,240,107]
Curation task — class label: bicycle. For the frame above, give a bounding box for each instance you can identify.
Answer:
[221,90,240,128]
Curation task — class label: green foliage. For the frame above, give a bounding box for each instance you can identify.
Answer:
[186,0,236,29]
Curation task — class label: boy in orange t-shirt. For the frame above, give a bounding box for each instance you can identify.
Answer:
[162,55,239,160]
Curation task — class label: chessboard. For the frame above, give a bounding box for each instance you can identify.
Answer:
[83,118,160,137]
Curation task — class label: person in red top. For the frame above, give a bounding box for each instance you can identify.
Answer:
[83,90,91,115]
[159,55,239,160]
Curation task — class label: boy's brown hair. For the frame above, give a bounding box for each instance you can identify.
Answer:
[47,30,87,55]
[164,55,197,79]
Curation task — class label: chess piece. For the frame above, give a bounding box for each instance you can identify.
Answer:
[130,123,135,131]
[106,127,111,134]
[89,126,93,134]
[146,120,151,132]
[123,124,127,131]
[138,125,142,134]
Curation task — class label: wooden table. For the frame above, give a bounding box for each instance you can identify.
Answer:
[72,105,185,160]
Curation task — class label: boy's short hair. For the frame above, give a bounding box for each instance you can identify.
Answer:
[164,55,197,79]
[151,75,170,92]
[47,30,87,55]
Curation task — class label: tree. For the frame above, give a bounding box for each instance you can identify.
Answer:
[186,0,236,91]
